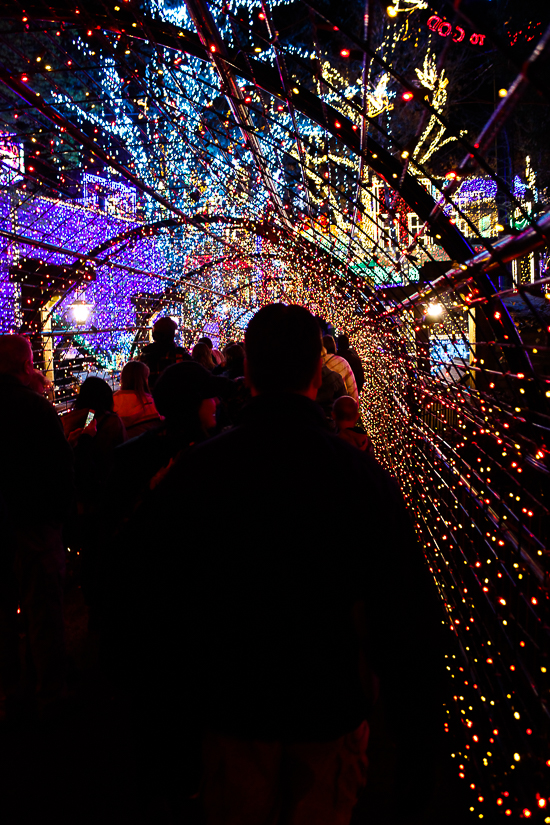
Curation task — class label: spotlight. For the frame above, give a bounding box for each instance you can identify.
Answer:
[387,5,398,17]
[402,91,414,101]
[426,303,444,319]
[70,300,93,325]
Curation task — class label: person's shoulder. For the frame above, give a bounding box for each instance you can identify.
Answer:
[140,342,159,358]
[331,431,396,484]
[18,384,61,419]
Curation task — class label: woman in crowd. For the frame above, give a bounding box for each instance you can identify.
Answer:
[219,343,245,379]
[192,342,215,371]
[113,360,161,438]
[62,376,126,609]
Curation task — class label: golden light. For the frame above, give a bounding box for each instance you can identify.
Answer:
[426,302,444,319]
[70,301,93,325]
[498,88,508,98]
[387,5,398,17]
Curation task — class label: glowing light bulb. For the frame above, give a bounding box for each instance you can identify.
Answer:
[71,301,92,324]
[387,5,398,16]
[426,303,444,318]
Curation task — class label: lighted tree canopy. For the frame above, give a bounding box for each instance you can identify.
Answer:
[0,0,549,820]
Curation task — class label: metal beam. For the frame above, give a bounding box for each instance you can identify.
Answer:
[182,0,292,233]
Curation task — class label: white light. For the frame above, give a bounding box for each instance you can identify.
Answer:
[426,302,444,318]
[71,301,92,324]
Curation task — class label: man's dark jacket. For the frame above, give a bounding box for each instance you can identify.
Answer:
[112,393,443,749]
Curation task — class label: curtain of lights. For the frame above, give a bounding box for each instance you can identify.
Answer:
[0,0,549,819]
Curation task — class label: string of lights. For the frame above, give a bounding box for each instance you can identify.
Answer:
[0,0,548,819]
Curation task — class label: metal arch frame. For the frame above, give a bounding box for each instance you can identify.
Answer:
[0,1,473,263]
[1,1,548,406]
[182,0,293,234]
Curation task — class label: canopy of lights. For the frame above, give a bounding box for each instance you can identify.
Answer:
[0,0,549,818]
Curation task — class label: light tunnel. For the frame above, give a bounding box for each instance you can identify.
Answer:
[0,0,549,818]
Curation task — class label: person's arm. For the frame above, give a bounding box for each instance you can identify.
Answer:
[344,364,358,402]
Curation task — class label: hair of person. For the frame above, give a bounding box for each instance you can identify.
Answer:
[152,361,212,435]
[333,395,359,423]
[197,336,213,349]
[152,316,178,344]
[74,376,114,415]
[192,342,214,370]
[222,343,244,366]
[120,360,151,403]
[337,333,350,350]
[322,334,337,355]
[0,334,32,376]
[245,303,322,394]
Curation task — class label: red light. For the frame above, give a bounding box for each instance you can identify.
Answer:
[402,91,414,101]
[28,166,34,171]
[505,811,511,817]
[493,729,499,735]
[526,728,532,735]
[446,171,457,179]
[497,799,503,806]
[258,12,265,19]
[340,49,350,57]
[244,97,251,103]
[21,75,28,82]
[538,799,546,808]
[523,810,532,818]
[210,44,217,53]
[334,120,341,128]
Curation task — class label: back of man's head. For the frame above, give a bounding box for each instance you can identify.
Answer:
[245,303,322,394]
[197,336,213,350]
[333,395,359,426]
[152,316,177,345]
[322,335,337,355]
[337,333,350,350]
[0,334,32,378]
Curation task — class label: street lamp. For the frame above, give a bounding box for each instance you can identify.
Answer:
[70,300,93,325]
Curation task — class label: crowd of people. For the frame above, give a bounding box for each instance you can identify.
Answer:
[0,305,443,825]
